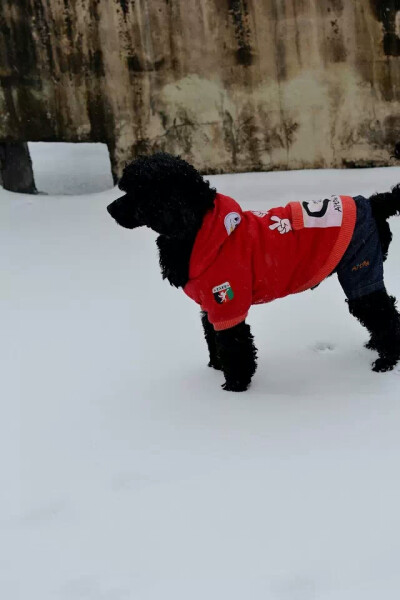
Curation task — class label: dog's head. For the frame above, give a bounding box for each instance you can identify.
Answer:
[107,152,216,239]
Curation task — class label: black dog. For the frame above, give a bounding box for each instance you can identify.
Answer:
[107,152,400,391]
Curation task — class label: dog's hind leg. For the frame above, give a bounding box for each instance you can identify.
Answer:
[201,311,222,370]
[347,290,400,372]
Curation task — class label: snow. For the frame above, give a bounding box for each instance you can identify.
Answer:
[2,151,400,599]
[28,142,114,195]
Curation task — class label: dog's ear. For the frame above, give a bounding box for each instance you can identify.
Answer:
[107,195,143,229]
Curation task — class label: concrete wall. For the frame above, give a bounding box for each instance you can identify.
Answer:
[1,0,400,178]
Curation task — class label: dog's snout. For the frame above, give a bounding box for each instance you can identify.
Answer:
[107,200,118,219]
[106,194,142,229]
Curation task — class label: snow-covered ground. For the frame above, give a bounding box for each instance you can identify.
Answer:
[2,150,400,599]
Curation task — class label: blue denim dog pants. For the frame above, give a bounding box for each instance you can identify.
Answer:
[335,195,385,300]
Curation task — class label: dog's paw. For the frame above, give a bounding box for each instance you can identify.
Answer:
[372,357,398,372]
[208,360,223,371]
[222,380,249,392]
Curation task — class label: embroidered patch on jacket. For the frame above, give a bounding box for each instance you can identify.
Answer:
[212,282,234,304]
[269,215,292,234]
[251,210,269,218]
[224,212,241,235]
[301,195,343,228]
[352,260,370,272]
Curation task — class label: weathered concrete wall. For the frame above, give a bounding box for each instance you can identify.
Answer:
[1,0,400,178]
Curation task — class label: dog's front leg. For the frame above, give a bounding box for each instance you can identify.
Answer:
[201,311,222,370]
[215,321,258,392]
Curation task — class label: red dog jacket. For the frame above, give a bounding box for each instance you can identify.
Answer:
[184,193,356,330]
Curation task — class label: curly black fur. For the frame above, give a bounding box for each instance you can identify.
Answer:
[347,290,400,372]
[156,235,194,288]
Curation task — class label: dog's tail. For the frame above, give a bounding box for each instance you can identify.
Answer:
[369,183,400,220]
[369,184,400,261]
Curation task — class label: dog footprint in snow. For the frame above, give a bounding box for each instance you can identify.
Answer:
[313,342,335,353]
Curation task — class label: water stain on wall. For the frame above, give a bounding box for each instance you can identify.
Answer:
[227,0,253,66]
[0,0,399,177]
[370,0,400,56]
[119,0,131,17]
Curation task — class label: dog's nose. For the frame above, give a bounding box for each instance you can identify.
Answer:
[107,200,118,219]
